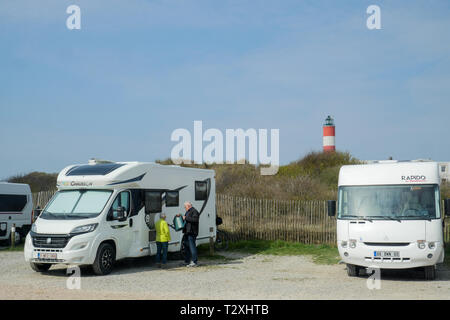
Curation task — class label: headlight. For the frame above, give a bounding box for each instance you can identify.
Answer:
[349,239,357,248]
[70,223,98,235]
[417,240,426,249]
[341,241,348,248]
[31,224,37,233]
[428,242,436,249]
[0,223,6,231]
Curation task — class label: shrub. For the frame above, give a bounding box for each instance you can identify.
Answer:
[7,172,57,192]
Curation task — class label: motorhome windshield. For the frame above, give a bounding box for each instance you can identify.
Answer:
[41,190,112,219]
[338,184,440,220]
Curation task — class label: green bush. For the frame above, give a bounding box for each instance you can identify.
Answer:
[7,172,57,192]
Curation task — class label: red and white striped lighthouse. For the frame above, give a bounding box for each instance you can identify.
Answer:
[323,115,335,152]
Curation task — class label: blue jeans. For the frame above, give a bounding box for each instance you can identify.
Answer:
[183,234,197,264]
[156,242,168,264]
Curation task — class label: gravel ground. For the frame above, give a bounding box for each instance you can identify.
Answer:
[1,250,450,300]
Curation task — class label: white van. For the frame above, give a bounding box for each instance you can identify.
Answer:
[0,182,33,244]
[328,161,449,280]
[24,160,216,275]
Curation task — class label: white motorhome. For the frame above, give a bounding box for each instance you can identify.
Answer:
[0,182,33,244]
[328,161,450,280]
[24,160,216,275]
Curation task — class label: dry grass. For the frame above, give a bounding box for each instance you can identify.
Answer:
[158,150,358,200]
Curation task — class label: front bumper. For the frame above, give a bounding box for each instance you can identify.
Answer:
[338,240,444,269]
[24,232,97,265]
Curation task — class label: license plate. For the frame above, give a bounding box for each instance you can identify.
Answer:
[36,252,57,260]
[374,251,400,258]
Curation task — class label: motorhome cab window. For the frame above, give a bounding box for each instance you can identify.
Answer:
[0,194,27,212]
[42,190,113,219]
[109,191,131,220]
[338,185,440,220]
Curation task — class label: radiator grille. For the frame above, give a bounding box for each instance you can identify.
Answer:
[363,242,410,247]
[32,234,70,248]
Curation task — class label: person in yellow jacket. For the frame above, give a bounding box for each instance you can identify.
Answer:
[155,213,171,268]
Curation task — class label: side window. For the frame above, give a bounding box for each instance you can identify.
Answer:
[145,191,162,213]
[108,191,131,220]
[195,181,208,201]
[120,192,130,212]
[166,191,179,207]
[0,194,27,212]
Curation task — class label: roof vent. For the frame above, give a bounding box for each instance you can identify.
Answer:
[88,158,114,165]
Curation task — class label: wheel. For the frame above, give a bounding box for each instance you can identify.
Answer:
[30,262,52,272]
[92,243,115,275]
[346,264,360,277]
[424,265,436,280]
[214,230,229,251]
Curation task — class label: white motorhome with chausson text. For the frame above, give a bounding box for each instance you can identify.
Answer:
[24,160,216,275]
[328,161,450,280]
[0,182,33,244]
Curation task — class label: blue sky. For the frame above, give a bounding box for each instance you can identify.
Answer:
[1,0,450,178]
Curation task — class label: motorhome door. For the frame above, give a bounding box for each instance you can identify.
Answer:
[107,191,133,257]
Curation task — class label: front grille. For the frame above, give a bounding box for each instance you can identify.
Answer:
[365,256,410,262]
[31,258,65,263]
[363,242,410,247]
[32,234,71,248]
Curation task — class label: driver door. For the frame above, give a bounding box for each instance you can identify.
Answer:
[107,190,133,259]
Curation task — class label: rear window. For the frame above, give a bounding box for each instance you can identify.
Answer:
[0,194,28,212]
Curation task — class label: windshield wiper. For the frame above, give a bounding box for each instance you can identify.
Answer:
[401,216,432,221]
[367,215,402,222]
[342,215,373,222]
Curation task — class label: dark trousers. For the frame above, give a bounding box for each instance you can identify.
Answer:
[156,241,168,264]
[183,234,198,264]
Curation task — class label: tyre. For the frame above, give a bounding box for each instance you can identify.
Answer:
[424,265,436,280]
[214,230,229,251]
[92,243,115,275]
[30,262,52,272]
[346,264,360,277]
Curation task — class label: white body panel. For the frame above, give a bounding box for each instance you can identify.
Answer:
[0,183,33,241]
[322,136,335,147]
[24,162,216,266]
[336,161,444,269]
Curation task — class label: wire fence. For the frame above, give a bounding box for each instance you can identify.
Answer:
[216,194,336,245]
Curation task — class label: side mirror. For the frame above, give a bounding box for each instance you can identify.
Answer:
[328,200,336,217]
[34,208,42,218]
[113,206,127,221]
[445,199,450,217]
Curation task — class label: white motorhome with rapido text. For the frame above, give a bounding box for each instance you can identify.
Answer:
[0,182,33,244]
[328,161,450,280]
[24,160,216,275]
